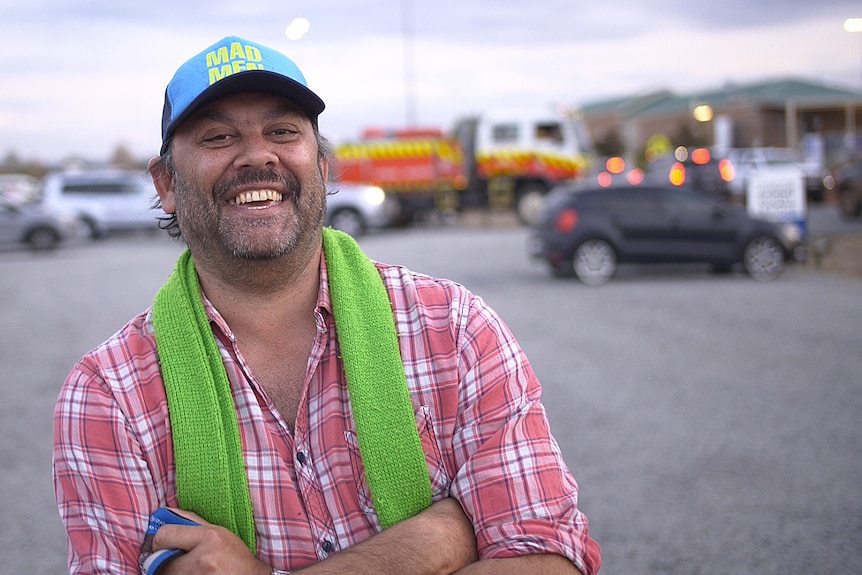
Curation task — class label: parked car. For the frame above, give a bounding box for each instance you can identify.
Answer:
[726,148,830,202]
[41,171,162,238]
[833,158,862,220]
[528,183,802,285]
[325,182,399,237]
[0,197,81,251]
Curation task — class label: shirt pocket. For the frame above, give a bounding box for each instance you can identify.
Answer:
[345,405,451,516]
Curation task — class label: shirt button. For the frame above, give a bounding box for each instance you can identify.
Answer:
[296,451,306,465]
[322,539,333,554]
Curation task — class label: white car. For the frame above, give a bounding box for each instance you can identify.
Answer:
[325,182,399,237]
[41,171,163,239]
[726,148,830,201]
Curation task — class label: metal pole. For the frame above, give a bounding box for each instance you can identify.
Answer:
[401,0,417,126]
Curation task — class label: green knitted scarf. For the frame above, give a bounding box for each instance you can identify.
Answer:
[152,228,432,554]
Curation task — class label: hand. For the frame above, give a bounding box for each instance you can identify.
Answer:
[151,509,270,575]
[151,498,479,575]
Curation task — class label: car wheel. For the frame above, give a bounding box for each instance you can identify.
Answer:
[743,236,785,281]
[573,239,616,286]
[26,227,60,251]
[328,208,366,237]
[515,186,546,226]
[81,217,104,239]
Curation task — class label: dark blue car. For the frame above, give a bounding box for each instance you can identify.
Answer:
[528,183,801,285]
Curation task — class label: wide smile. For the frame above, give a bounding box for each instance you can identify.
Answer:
[228,189,284,210]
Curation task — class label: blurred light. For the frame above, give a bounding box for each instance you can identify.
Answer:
[781,223,803,244]
[719,158,736,182]
[286,17,311,40]
[844,18,862,33]
[365,186,386,205]
[674,146,689,162]
[627,168,644,185]
[692,104,714,122]
[554,208,579,234]
[597,172,613,187]
[644,147,659,164]
[606,156,625,174]
[645,133,672,160]
[669,162,686,186]
[691,148,711,165]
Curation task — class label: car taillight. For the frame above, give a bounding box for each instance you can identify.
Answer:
[554,208,579,233]
[691,148,711,165]
[669,162,686,186]
[597,172,613,187]
[719,158,735,182]
[606,156,626,174]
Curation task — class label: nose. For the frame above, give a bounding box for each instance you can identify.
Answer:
[233,133,279,170]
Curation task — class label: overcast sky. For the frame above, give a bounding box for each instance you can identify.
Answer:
[2,0,861,163]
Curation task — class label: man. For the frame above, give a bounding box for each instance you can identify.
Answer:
[53,36,600,575]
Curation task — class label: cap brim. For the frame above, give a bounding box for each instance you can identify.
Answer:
[161,70,325,153]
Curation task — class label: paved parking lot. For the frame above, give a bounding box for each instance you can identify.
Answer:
[1,206,859,574]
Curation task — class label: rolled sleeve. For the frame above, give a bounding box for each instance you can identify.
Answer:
[53,315,169,574]
[448,295,600,575]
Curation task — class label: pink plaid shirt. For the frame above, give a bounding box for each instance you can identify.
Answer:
[53,253,600,575]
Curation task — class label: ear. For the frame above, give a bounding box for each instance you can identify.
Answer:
[319,155,331,185]
[148,156,177,214]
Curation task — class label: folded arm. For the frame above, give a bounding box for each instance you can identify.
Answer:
[156,498,479,575]
[453,554,582,575]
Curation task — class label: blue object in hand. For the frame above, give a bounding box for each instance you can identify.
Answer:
[139,508,200,575]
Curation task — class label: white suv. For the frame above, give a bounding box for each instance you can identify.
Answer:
[41,171,163,238]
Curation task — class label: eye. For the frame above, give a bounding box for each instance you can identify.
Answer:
[195,129,236,148]
[204,132,233,143]
[270,127,301,140]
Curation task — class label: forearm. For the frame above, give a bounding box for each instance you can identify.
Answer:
[453,554,582,575]
[294,498,478,575]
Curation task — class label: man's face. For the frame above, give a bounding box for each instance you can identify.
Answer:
[157,92,328,262]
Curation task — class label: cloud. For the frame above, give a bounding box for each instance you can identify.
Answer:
[1,0,859,162]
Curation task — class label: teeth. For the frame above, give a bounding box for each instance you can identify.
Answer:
[230,190,283,205]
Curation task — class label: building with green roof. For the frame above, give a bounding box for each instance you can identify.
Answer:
[578,77,862,169]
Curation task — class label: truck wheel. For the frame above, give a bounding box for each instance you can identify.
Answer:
[515,186,546,226]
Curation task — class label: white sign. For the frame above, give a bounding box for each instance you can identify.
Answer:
[746,168,806,230]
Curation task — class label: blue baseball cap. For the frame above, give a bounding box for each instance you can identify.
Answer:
[160,36,325,154]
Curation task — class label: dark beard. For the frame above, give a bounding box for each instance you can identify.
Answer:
[172,166,327,284]
[213,168,304,261]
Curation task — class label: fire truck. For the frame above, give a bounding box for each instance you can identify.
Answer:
[333,112,592,225]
